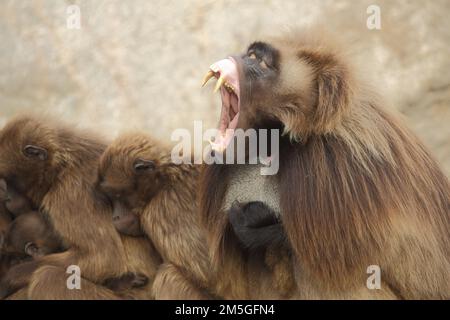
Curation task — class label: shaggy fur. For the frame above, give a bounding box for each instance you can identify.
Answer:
[0,116,159,299]
[98,133,214,299]
[201,29,450,299]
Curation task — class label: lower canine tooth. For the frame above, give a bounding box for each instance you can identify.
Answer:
[214,76,225,93]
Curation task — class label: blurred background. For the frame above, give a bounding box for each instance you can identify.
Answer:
[0,0,449,174]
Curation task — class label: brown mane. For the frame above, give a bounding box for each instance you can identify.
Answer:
[200,30,450,298]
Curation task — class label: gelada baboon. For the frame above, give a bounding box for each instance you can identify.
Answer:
[0,178,35,257]
[0,178,35,270]
[0,211,65,292]
[0,116,159,299]
[97,133,214,299]
[201,29,450,299]
[1,212,64,260]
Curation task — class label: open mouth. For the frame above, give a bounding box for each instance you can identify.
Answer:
[202,57,240,152]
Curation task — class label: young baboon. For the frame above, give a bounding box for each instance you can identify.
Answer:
[0,116,160,299]
[0,211,64,293]
[1,211,64,262]
[201,29,450,299]
[0,211,146,300]
[97,133,214,299]
[0,178,35,273]
[0,179,36,282]
[0,178,36,265]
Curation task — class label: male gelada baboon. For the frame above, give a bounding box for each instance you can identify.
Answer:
[97,133,214,299]
[201,29,450,299]
[0,117,160,299]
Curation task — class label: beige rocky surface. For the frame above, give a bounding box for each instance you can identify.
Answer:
[0,0,449,174]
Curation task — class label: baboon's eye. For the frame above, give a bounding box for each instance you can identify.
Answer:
[248,52,257,60]
[133,159,156,173]
[23,145,48,161]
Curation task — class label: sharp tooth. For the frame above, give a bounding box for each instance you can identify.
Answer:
[201,70,215,87]
[214,76,225,93]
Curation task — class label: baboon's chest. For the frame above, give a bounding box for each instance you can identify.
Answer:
[223,164,280,217]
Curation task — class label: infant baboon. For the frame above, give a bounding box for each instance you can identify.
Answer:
[0,212,64,263]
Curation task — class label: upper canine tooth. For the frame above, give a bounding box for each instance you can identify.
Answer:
[201,70,215,87]
[214,76,225,93]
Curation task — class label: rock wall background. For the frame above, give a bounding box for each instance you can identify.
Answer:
[0,0,449,174]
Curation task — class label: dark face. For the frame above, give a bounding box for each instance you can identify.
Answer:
[203,38,327,145]
[234,41,281,123]
[97,156,158,237]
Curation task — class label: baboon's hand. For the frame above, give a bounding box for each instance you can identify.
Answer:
[104,272,149,292]
[228,201,285,250]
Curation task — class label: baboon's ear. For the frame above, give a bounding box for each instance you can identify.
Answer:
[276,50,350,142]
[24,242,41,257]
[278,51,350,140]
[133,159,156,173]
[23,145,48,161]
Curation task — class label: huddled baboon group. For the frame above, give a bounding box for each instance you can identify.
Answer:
[0,29,449,299]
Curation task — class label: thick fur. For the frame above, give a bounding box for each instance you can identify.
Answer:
[201,29,450,299]
[98,134,214,299]
[0,116,159,299]
[28,265,121,300]
[152,264,211,300]
[1,211,64,258]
